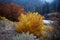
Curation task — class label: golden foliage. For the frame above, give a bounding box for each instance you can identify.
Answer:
[16,12,46,37]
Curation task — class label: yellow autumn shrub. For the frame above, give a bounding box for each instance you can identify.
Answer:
[16,12,45,36]
[16,12,54,37]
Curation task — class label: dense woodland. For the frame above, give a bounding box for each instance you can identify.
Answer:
[0,0,60,15]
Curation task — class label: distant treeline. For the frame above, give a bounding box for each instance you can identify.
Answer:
[0,0,60,15]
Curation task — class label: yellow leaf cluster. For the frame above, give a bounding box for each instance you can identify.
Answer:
[0,16,13,24]
[16,12,46,37]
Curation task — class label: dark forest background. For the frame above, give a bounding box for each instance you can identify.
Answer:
[0,0,60,15]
